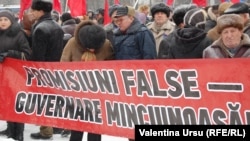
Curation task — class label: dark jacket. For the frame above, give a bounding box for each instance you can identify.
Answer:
[0,21,31,60]
[31,13,64,61]
[61,18,77,36]
[113,18,157,60]
[158,27,213,59]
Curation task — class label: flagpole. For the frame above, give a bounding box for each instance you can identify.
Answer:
[65,0,68,12]
[133,0,139,9]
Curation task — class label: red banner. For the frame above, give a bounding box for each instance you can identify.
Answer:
[0,58,250,139]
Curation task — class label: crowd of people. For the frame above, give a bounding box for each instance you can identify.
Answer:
[0,0,250,141]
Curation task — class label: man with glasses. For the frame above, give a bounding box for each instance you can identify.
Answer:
[113,5,157,141]
[113,5,156,60]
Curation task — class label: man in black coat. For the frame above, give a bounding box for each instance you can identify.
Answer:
[29,0,64,139]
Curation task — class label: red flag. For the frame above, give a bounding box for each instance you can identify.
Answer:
[19,0,32,19]
[104,0,111,25]
[166,0,173,6]
[193,0,207,7]
[231,0,240,3]
[68,0,86,17]
[114,0,120,4]
[53,0,62,13]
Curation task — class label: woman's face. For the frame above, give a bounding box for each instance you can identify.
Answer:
[221,27,243,48]
[0,17,11,30]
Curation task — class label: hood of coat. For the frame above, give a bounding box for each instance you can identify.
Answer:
[0,22,21,37]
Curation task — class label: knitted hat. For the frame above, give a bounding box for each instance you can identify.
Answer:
[184,8,207,29]
[150,2,171,18]
[0,10,16,23]
[78,24,106,50]
[172,4,198,26]
[218,2,233,15]
[217,14,244,34]
[31,0,53,13]
[61,12,72,23]
[114,5,135,18]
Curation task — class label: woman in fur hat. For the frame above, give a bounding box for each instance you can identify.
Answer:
[60,20,114,141]
[203,14,250,58]
[0,10,32,141]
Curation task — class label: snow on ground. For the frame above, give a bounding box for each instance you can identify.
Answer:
[0,120,128,141]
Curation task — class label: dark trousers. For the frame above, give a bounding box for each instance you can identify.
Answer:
[7,121,24,141]
[69,130,101,141]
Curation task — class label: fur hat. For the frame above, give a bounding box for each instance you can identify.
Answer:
[31,0,53,13]
[224,2,249,14]
[218,2,233,15]
[172,4,198,26]
[184,8,207,29]
[150,2,171,18]
[114,5,135,18]
[61,12,72,23]
[0,10,15,23]
[78,24,106,50]
[217,14,244,34]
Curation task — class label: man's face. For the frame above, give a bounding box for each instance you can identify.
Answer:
[154,11,168,25]
[29,9,43,21]
[114,15,133,32]
[221,27,243,49]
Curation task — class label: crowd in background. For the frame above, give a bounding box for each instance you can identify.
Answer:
[0,0,250,141]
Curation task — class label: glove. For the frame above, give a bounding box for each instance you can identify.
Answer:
[0,52,8,63]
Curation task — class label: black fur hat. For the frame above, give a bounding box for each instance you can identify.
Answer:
[150,2,171,18]
[61,12,72,23]
[31,0,53,13]
[78,24,106,50]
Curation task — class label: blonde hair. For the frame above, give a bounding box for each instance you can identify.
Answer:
[138,4,150,13]
[81,50,96,61]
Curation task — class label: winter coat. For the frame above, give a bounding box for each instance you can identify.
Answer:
[113,18,157,60]
[60,21,114,62]
[243,19,250,37]
[0,21,31,60]
[147,20,175,55]
[31,13,64,61]
[158,27,213,59]
[61,19,77,37]
[203,34,250,58]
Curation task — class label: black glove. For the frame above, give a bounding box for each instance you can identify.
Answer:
[0,52,8,62]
